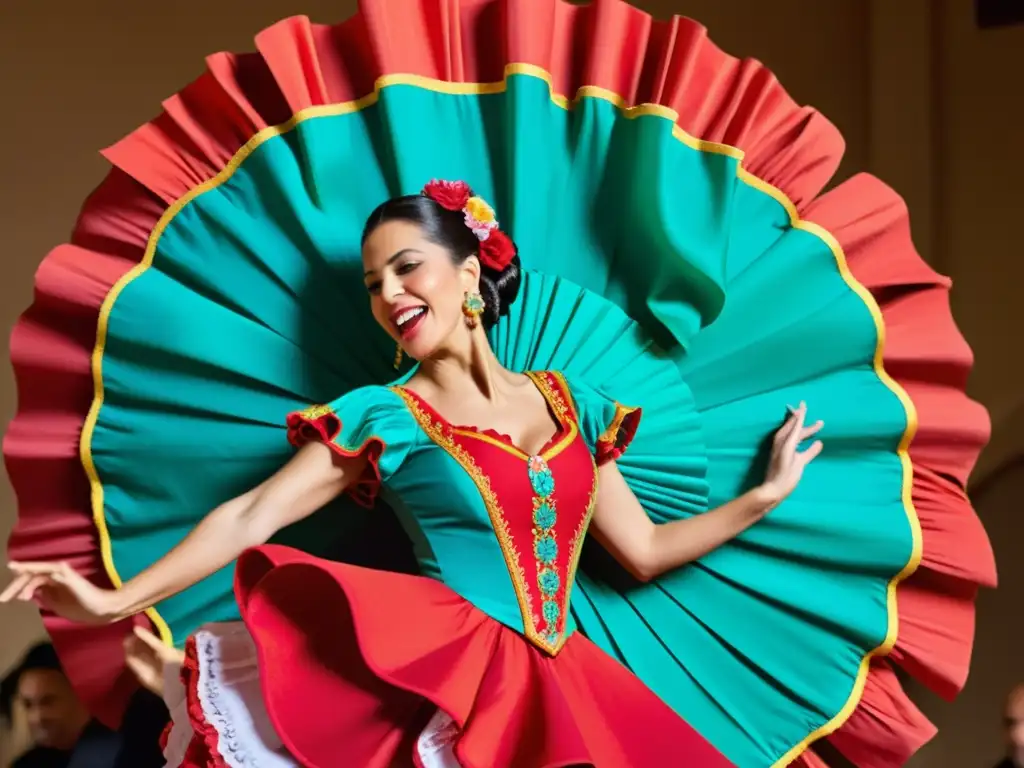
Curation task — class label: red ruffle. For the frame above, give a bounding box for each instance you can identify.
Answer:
[3,167,165,725]
[596,405,641,466]
[232,544,733,768]
[790,749,830,768]
[97,1,842,213]
[178,637,230,768]
[285,409,342,445]
[285,409,385,507]
[158,718,173,754]
[801,173,995,763]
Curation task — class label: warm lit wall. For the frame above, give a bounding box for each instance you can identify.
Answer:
[936,1,1024,475]
[0,0,1018,764]
[911,462,1024,767]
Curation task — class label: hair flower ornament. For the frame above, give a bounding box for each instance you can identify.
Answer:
[422,179,516,271]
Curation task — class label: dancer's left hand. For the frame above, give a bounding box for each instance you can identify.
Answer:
[759,401,823,507]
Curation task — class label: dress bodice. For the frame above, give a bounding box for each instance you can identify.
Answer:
[287,371,640,655]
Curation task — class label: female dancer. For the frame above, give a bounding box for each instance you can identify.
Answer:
[3,183,822,766]
[1,0,994,765]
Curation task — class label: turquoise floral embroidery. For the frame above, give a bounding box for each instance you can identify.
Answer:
[533,502,556,530]
[528,454,561,644]
[542,599,560,624]
[534,536,558,563]
[538,568,560,596]
[528,464,555,497]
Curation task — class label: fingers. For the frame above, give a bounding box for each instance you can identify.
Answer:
[132,625,168,654]
[17,575,48,601]
[34,584,59,609]
[776,403,823,448]
[800,420,824,440]
[2,562,72,604]
[128,625,184,668]
[8,561,68,578]
[798,440,824,466]
[124,654,156,680]
[774,419,795,446]
[123,654,162,696]
[774,405,801,446]
[0,573,33,602]
[783,402,807,452]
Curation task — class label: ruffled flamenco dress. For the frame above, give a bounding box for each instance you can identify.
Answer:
[4,0,996,766]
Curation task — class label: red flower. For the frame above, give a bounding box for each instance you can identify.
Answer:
[420,179,515,271]
[422,179,472,211]
[479,229,516,271]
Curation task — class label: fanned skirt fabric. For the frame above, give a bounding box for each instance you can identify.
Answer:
[4,0,994,765]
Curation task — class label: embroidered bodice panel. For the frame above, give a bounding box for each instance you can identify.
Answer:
[385,372,598,655]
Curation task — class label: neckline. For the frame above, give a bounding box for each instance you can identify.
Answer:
[394,371,576,461]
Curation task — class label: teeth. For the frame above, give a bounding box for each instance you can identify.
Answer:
[396,307,425,327]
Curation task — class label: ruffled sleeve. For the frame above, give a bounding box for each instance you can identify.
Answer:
[285,386,414,507]
[560,374,641,465]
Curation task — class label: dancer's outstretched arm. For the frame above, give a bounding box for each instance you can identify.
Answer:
[1,442,362,623]
[590,402,823,582]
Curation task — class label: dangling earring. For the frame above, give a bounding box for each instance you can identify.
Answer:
[393,343,403,370]
[462,291,485,329]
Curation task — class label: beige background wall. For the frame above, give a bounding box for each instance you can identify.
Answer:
[0,0,1020,765]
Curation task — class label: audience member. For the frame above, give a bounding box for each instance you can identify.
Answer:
[996,684,1024,768]
[1,643,118,767]
[1,639,173,768]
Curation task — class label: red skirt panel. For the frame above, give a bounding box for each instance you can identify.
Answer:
[188,544,734,768]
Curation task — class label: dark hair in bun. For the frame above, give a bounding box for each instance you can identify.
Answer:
[361,194,522,329]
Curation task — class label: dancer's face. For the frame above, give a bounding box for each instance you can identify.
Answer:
[362,219,480,360]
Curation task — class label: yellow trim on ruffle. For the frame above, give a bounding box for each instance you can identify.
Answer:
[597,403,637,451]
[79,62,920,766]
[298,403,334,421]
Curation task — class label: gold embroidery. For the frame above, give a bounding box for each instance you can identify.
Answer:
[525,371,577,461]
[538,371,596,646]
[449,423,578,463]
[299,403,335,421]
[547,371,578,421]
[391,387,545,649]
[450,427,534,460]
[561,457,599,619]
[528,371,570,422]
[598,403,637,449]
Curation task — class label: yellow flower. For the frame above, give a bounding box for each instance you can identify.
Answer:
[465,196,496,224]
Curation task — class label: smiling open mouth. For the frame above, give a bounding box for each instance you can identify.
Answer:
[394,306,427,338]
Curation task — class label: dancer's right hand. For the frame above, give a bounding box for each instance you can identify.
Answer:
[0,561,121,624]
[124,625,185,696]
